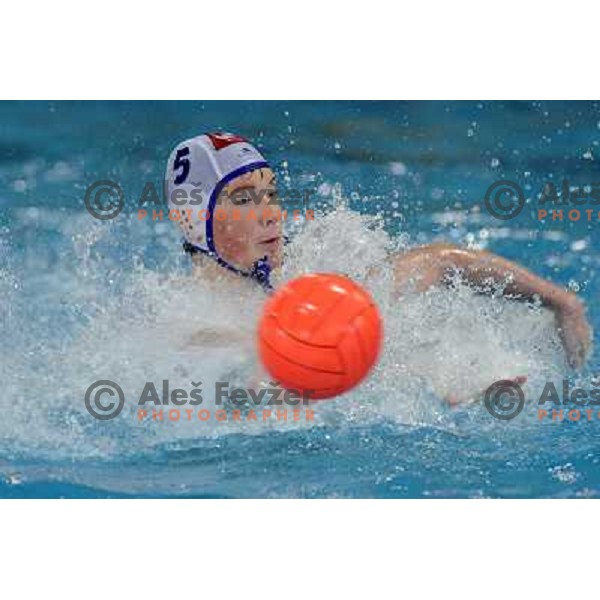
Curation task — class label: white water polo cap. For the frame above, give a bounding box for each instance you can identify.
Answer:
[165,132,273,288]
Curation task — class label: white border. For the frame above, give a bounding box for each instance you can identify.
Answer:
[1,501,598,599]
[2,1,598,99]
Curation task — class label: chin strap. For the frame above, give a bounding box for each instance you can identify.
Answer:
[183,241,273,292]
[248,256,273,292]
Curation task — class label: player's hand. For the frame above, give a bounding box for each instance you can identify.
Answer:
[556,299,592,369]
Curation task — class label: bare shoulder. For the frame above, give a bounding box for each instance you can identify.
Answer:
[394,243,479,263]
[390,243,464,291]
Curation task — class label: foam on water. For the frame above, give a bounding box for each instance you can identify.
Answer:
[0,201,575,465]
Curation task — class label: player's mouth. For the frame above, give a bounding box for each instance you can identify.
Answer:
[258,236,281,248]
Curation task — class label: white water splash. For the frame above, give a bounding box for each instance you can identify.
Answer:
[0,204,570,459]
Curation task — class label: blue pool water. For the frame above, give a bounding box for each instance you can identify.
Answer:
[1,100,599,498]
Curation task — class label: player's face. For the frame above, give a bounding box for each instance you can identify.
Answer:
[213,167,283,271]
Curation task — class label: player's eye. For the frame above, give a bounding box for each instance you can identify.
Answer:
[232,191,253,205]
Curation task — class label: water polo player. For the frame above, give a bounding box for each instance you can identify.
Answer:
[165,132,592,374]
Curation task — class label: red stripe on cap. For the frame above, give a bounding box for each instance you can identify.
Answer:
[206,132,248,150]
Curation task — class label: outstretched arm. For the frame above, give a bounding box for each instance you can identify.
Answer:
[392,243,592,368]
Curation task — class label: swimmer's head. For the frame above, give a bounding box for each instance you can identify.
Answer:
[165,132,283,278]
